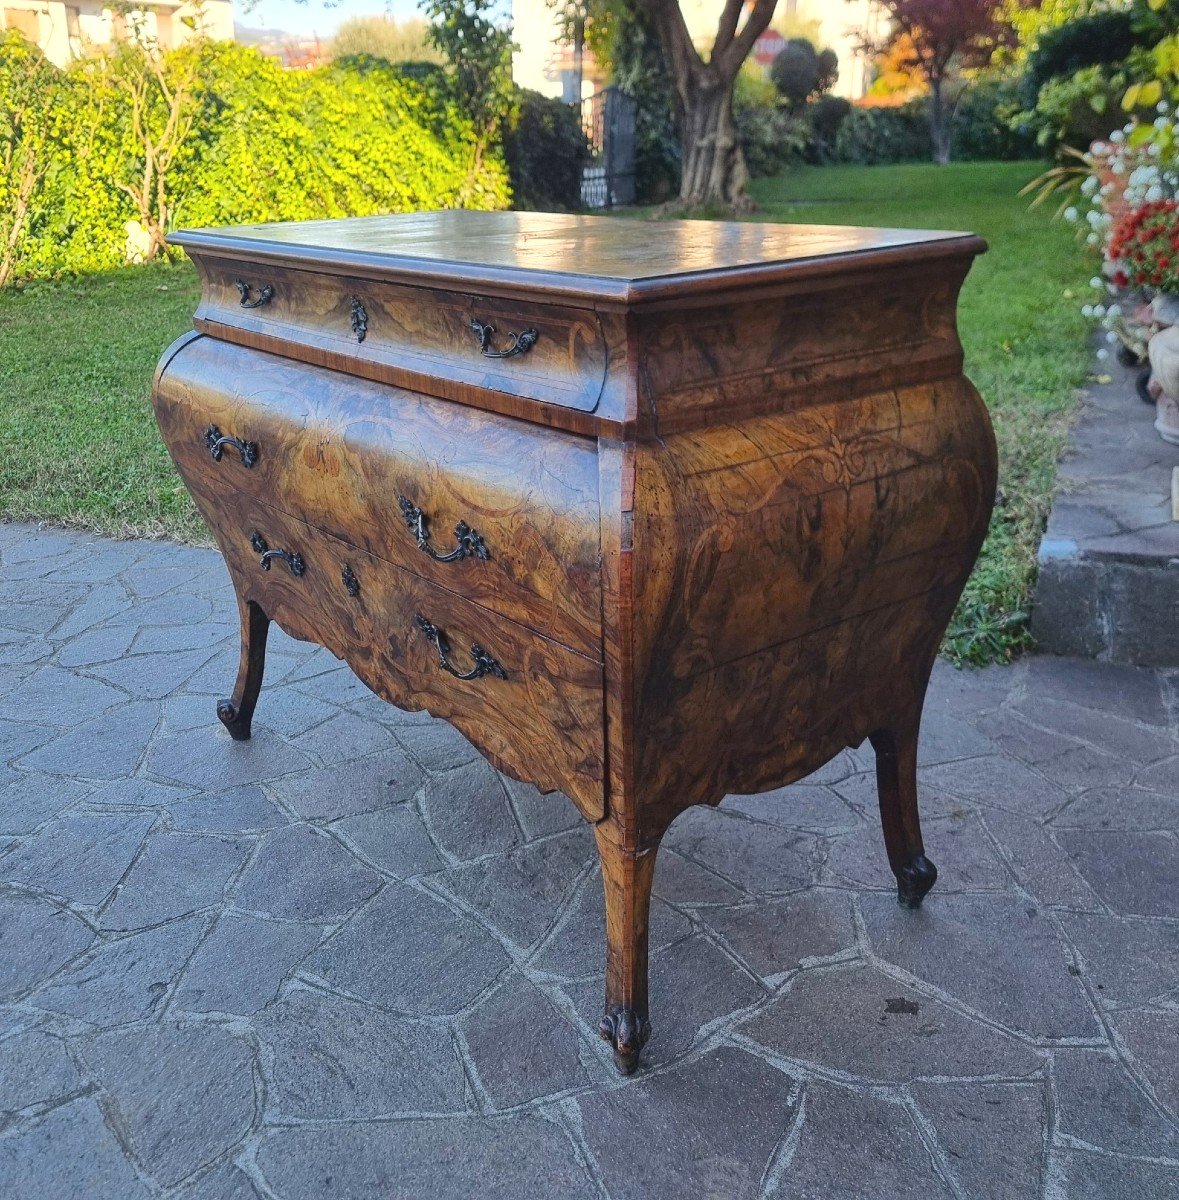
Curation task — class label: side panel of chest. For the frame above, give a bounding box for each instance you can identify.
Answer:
[618,375,997,827]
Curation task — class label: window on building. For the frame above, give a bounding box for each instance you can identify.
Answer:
[3,7,40,40]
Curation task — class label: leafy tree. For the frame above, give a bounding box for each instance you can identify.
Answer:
[865,0,1036,165]
[0,33,62,288]
[104,31,206,262]
[422,0,516,168]
[331,16,444,65]
[769,37,839,111]
[637,0,780,210]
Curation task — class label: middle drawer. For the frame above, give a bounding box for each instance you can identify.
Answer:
[156,336,604,660]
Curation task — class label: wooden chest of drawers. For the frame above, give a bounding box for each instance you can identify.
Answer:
[153,211,996,1075]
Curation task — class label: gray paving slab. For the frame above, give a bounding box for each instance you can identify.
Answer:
[2,520,1179,1197]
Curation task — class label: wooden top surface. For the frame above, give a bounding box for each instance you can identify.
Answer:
[169,210,985,305]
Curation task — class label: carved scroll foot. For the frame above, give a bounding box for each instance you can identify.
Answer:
[217,599,269,742]
[895,853,938,909]
[870,723,937,910]
[599,1008,651,1076]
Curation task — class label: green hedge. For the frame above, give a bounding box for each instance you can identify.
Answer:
[1,38,509,286]
[833,82,1036,166]
[503,88,589,211]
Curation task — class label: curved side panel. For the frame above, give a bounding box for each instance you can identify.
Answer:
[626,374,998,837]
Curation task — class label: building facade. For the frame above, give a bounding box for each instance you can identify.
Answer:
[511,0,882,102]
[0,1,234,66]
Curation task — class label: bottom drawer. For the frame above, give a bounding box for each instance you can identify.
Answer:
[215,497,605,819]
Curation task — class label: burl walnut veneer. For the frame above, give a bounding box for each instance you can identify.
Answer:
[153,211,997,1075]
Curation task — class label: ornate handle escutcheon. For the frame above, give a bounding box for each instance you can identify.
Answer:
[204,424,259,468]
[235,279,274,309]
[341,562,360,597]
[397,495,489,563]
[250,531,305,577]
[415,614,507,681]
[469,318,538,359]
[350,296,368,343]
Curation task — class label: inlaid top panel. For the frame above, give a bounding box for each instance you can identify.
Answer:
[169,210,984,304]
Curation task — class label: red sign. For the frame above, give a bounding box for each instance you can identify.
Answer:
[753,30,787,67]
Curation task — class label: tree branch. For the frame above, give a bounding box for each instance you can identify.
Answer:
[713,0,745,59]
[716,0,777,80]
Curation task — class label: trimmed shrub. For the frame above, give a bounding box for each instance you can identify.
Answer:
[953,78,1037,161]
[834,103,930,165]
[804,94,852,162]
[1018,63,1127,150]
[504,88,589,210]
[1021,10,1137,105]
[1,39,509,286]
[834,84,1036,166]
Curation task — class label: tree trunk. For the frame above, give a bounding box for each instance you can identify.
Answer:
[927,77,952,166]
[677,69,750,211]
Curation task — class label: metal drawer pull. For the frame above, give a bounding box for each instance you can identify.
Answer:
[204,424,259,468]
[469,318,538,359]
[342,562,360,597]
[250,531,305,577]
[415,614,507,681]
[235,279,274,309]
[350,296,368,343]
[397,496,489,563]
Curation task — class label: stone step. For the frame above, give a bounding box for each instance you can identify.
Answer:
[1032,354,1179,665]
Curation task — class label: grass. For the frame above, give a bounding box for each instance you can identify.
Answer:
[0,161,1093,663]
[746,162,1095,665]
[0,262,206,542]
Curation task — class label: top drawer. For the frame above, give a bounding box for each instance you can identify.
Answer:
[190,256,614,416]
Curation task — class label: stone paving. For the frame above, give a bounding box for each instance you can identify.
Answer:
[0,520,1177,1199]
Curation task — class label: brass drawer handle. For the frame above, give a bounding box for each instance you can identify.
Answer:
[204,424,259,468]
[415,614,507,681]
[250,531,305,577]
[398,496,489,563]
[235,279,274,309]
[469,318,538,359]
[342,562,360,597]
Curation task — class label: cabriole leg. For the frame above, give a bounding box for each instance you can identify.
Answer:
[869,724,937,908]
[596,826,660,1076]
[217,598,269,741]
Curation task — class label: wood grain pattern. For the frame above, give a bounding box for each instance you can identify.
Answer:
[153,212,997,1077]
[179,484,606,817]
[169,210,984,305]
[154,335,604,660]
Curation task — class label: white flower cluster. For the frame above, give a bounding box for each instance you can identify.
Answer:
[1063,104,1179,357]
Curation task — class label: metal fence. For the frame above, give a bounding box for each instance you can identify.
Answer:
[580,87,637,209]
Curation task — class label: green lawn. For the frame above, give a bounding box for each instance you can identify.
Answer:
[0,161,1093,663]
[0,263,206,542]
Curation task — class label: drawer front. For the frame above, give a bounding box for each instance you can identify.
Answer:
[210,495,605,818]
[192,256,613,414]
[154,336,603,660]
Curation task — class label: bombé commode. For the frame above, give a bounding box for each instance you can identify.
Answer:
[151,210,997,1075]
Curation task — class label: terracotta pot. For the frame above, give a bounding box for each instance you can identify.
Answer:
[1147,324,1179,444]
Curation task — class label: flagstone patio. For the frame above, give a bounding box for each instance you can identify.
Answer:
[0,521,1177,1199]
